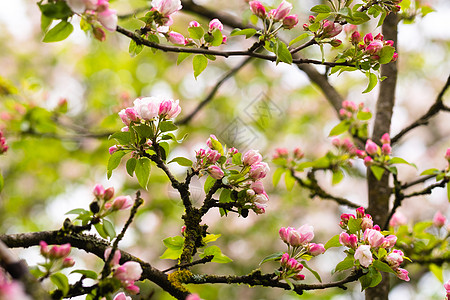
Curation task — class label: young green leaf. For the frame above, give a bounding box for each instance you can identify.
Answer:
[329,120,351,136]
[103,219,116,239]
[188,26,205,40]
[363,72,377,93]
[193,55,208,79]
[379,46,395,64]
[204,176,216,193]
[177,52,192,65]
[324,234,341,249]
[332,169,344,185]
[288,33,309,46]
[200,245,232,263]
[275,40,293,65]
[109,131,131,145]
[259,252,284,265]
[135,157,151,189]
[50,272,69,295]
[43,21,74,43]
[203,233,221,244]
[272,168,285,187]
[302,261,322,282]
[70,270,98,280]
[159,120,178,132]
[126,158,137,177]
[168,157,193,167]
[230,28,257,39]
[334,256,354,272]
[107,151,126,179]
[284,170,296,191]
[311,5,332,13]
[370,165,385,181]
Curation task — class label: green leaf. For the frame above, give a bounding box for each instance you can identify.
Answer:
[158,142,170,160]
[230,28,257,39]
[177,52,192,65]
[311,4,332,13]
[135,157,151,189]
[209,138,224,155]
[329,120,351,136]
[163,236,185,249]
[188,26,205,39]
[447,183,450,202]
[200,245,232,263]
[429,264,443,283]
[370,165,385,181]
[273,168,285,187]
[316,12,331,22]
[126,158,137,177]
[193,55,208,79]
[379,46,395,64]
[363,72,377,93]
[43,21,74,43]
[232,153,242,165]
[210,29,223,46]
[109,131,131,145]
[41,14,53,33]
[259,252,284,265]
[309,22,320,32]
[70,269,98,280]
[356,110,372,121]
[302,261,322,282]
[103,219,116,239]
[420,168,440,176]
[284,170,295,191]
[133,124,154,139]
[0,173,4,193]
[39,2,72,19]
[325,234,341,249]
[159,120,178,132]
[204,176,216,193]
[289,33,309,46]
[203,233,221,244]
[389,157,417,168]
[160,247,183,260]
[348,218,362,234]
[372,260,396,274]
[50,272,69,295]
[219,189,231,203]
[65,208,88,215]
[94,222,108,239]
[107,151,126,179]
[334,256,354,272]
[275,40,292,65]
[168,157,192,167]
[332,169,344,185]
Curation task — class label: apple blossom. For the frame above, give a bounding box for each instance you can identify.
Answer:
[433,211,447,227]
[282,15,298,29]
[243,149,262,165]
[365,139,378,156]
[151,0,182,17]
[297,224,315,244]
[308,243,325,256]
[209,19,224,31]
[167,31,187,45]
[364,156,373,166]
[270,1,293,21]
[444,279,450,299]
[364,229,384,248]
[206,134,219,149]
[208,165,224,180]
[445,148,450,161]
[361,216,373,231]
[133,97,160,120]
[249,1,266,18]
[114,261,143,283]
[104,248,121,266]
[249,162,269,179]
[385,250,403,268]
[354,244,373,267]
[109,145,119,155]
[396,268,410,281]
[62,257,75,268]
[93,184,105,198]
[98,9,118,31]
[189,21,200,28]
[111,195,133,210]
[381,143,392,155]
[113,292,132,300]
[186,294,201,300]
[389,211,407,227]
[293,147,304,159]
[250,181,265,194]
[206,149,221,163]
[104,187,115,201]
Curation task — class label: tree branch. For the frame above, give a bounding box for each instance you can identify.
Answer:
[391,75,450,144]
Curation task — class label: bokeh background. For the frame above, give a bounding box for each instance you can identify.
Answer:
[0,0,449,299]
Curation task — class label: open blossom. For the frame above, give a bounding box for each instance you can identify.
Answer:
[159,98,181,119]
[114,261,143,284]
[98,8,118,31]
[433,211,447,227]
[133,97,160,120]
[354,244,373,267]
[151,0,182,17]
[113,292,132,300]
[270,0,292,21]
[364,229,384,248]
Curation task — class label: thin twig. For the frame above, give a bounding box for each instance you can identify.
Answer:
[162,255,214,273]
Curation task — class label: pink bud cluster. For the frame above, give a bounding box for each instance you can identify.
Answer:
[195,135,270,215]
[0,130,8,154]
[303,17,342,47]
[339,100,370,119]
[40,241,75,271]
[0,268,30,300]
[445,279,450,300]
[278,225,325,281]
[272,147,304,162]
[358,32,398,62]
[339,207,409,281]
[66,0,118,36]
[355,133,391,166]
[92,184,133,215]
[104,249,143,294]
[433,211,447,228]
[249,1,298,30]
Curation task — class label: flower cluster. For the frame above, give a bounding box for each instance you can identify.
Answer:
[66,0,117,40]
[339,207,409,281]
[185,19,227,47]
[357,133,391,167]
[338,100,372,138]
[277,225,325,281]
[0,130,8,155]
[0,268,30,300]
[303,17,342,47]
[195,135,270,215]
[249,0,299,31]
[90,184,133,215]
[104,248,143,294]
[39,242,75,274]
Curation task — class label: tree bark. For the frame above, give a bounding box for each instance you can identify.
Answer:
[366,12,399,300]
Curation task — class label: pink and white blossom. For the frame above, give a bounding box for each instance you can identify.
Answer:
[209,19,224,31]
[151,0,182,17]
[249,162,269,179]
[354,244,373,267]
[208,165,224,180]
[243,149,262,165]
[270,1,292,21]
[433,211,447,228]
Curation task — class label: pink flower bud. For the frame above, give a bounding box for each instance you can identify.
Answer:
[206,134,218,149]
[222,35,227,44]
[125,283,140,294]
[251,181,265,194]
[111,195,133,210]
[373,224,380,231]
[321,20,342,38]
[385,40,394,47]
[444,279,450,296]
[391,52,398,62]
[330,39,342,47]
[249,162,270,179]
[119,109,131,126]
[308,15,315,23]
[40,241,50,258]
[189,20,200,28]
[207,165,224,180]
[364,156,373,166]
[93,26,106,42]
[389,211,407,227]
[356,150,366,158]
[340,213,355,223]
[167,31,186,45]
[228,147,239,155]
[271,0,292,21]
[308,243,325,256]
[282,15,298,29]
[364,229,384,248]
[396,268,410,281]
[62,257,75,268]
[381,235,397,249]
[93,184,105,198]
[356,207,365,218]
[109,145,119,155]
[433,211,447,228]
[351,31,361,44]
[249,1,266,18]
[279,227,292,244]
[365,139,379,156]
[181,225,186,236]
[243,149,262,165]
[125,108,139,122]
[364,33,373,44]
[294,273,305,280]
[342,100,357,111]
[206,149,221,163]
[293,147,304,159]
[114,292,132,300]
[186,294,201,300]
[366,40,383,55]
[114,261,143,282]
[104,187,115,201]
[209,18,223,31]
[344,24,357,34]
[380,133,390,144]
[280,252,290,265]
[361,216,373,231]
[381,144,391,155]
[445,148,450,161]
[50,244,71,259]
[386,250,403,268]
[105,248,121,266]
[273,148,289,159]
[302,23,309,30]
